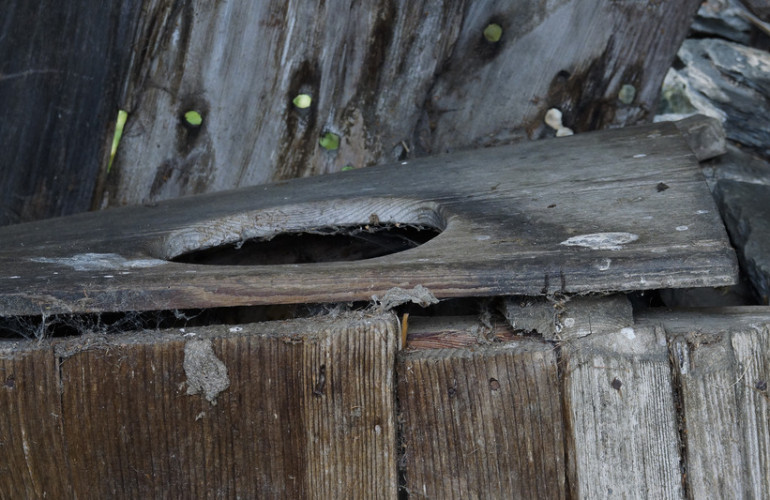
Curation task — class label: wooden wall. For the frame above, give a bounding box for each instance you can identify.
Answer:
[1,0,701,224]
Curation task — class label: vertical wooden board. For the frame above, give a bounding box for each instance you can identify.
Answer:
[731,328,770,496]
[0,1,143,225]
[669,334,744,497]
[102,0,700,208]
[0,344,69,498]
[55,314,398,498]
[650,309,770,498]
[398,338,565,499]
[562,326,683,499]
[104,0,465,206]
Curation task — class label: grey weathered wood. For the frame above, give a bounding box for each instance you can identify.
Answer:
[0,119,738,316]
[398,317,566,499]
[560,298,684,499]
[100,0,701,208]
[500,294,633,340]
[638,307,770,499]
[0,1,143,226]
[0,313,399,498]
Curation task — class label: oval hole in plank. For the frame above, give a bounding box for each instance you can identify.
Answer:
[162,198,446,266]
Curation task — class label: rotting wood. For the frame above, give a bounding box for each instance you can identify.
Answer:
[0,314,399,498]
[100,0,702,208]
[398,317,566,499]
[638,307,770,499]
[560,297,684,499]
[0,119,738,316]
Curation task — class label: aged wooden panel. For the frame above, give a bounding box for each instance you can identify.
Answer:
[639,307,770,498]
[101,0,700,207]
[0,314,399,498]
[0,344,70,498]
[419,0,701,154]
[398,317,566,499]
[0,120,737,316]
[560,299,684,499]
[0,1,143,226]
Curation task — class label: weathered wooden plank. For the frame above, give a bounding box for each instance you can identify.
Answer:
[0,314,399,498]
[0,120,738,315]
[398,317,566,499]
[101,0,700,208]
[0,1,143,225]
[0,344,70,498]
[419,0,701,154]
[639,307,770,498]
[560,298,684,499]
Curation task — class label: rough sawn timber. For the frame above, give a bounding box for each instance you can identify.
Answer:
[398,317,566,499]
[0,119,737,316]
[639,307,770,499]
[559,297,684,499]
[0,314,399,498]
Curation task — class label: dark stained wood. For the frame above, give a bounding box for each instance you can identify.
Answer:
[638,307,770,498]
[0,1,143,226]
[0,119,738,316]
[100,0,702,208]
[398,318,565,498]
[0,314,399,498]
[0,344,70,498]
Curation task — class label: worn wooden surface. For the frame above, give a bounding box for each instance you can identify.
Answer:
[0,314,399,498]
[0,120,737,316]
[0,1,142,226]
[639,307,770,499]
[398,317,566,499]
[559,297,684,499]
[100,0,701,208]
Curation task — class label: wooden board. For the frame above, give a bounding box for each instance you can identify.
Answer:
[0,119,737,316]
[0,314,399,498]
[0,0,142,225]
[638,307,770,498]
[398,317,566,498]
[559,298,684,499]
[101,0,700,208]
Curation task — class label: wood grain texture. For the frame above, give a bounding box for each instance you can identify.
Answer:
[0,314,399,498]
[0,120,738,316]
[398,329,565,499]
[0,344,70,498]
[0,0,142,226]
[100,0,700,208]
[561,316,684,499]
[639,307,770,498]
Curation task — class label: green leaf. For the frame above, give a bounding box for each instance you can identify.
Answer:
[293,94,312,109]
[184,110,203,126]
[108,109,128,173]
[483,23,503,43]
[319,132,340,151]
[341,165,355,171]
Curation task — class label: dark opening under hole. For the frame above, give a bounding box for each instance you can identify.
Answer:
[171,225,441,266]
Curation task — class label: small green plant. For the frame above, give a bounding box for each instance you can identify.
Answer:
[184,110,203,126]
[341,165,355,171]
[319,132,340,151]
[293,94,312,109]
[483,23,503,43]
[107,109,128,173]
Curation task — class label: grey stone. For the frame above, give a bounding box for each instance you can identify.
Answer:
[713,179,770,303]
[656,38,770,158]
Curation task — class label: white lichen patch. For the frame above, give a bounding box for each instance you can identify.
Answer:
[30,253,167,271]
[560,232,639,251]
